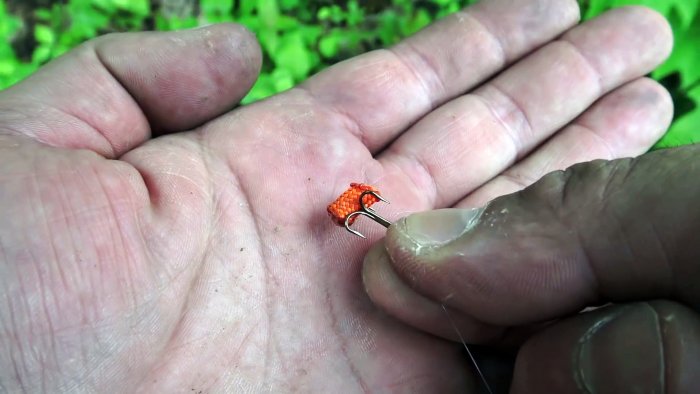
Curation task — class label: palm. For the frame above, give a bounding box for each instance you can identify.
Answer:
[117,83,473,393]
[0,2,673,392]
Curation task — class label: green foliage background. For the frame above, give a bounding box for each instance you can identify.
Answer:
[1,0,698,148]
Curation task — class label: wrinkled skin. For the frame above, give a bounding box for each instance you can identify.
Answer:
[365,146,700,393]
[0,1,676,392]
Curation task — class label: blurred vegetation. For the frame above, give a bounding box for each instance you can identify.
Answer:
[0,0,698,147]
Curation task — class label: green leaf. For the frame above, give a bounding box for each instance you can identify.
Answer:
[32,46,52,64]
[654,85,700,148]
[319,31,340,58]
[275,15,301,30]
[258,0,280,28]
[346,1,364,27]
[242,73,276,103]
[673,0,700,30]
[258,29,280,58]
[0,58,17,76]
[272,31,313,80]
[0,9,22,38]
[625,0,672,13]
[279,0,300,10]
[322,5,344,24]
[155,15,199,31]
[34,8,53,21]
[34,25,55,45]
[582,0,611,19]
[236,15,261,32]
[401,8,432,36]
[317,6,331,21]
[654,113,700,148]
[111,0,149,16]
[0,62,35,89]
[271,67,295,91]
[378,10,400,46]
[201,0,233,18]
[297,25,322,45]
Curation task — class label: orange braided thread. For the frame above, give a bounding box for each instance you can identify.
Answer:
[327,183,381,226]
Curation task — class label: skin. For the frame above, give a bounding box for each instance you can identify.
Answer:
[365,147,700,393]
[0,0,677,392]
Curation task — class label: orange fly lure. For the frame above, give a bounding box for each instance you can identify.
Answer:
[327,183,381,226]
[327,183,391,238]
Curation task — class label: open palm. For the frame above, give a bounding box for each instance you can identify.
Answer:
[0,1,673,392]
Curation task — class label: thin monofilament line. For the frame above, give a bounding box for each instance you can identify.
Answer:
[441,304,493,394]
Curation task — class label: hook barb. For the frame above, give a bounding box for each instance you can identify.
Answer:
[344,190,392,238]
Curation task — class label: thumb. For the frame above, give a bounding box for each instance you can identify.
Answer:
[511,300,700,393]
[363,144,700,333]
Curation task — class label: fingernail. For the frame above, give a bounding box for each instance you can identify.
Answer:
[399,208,484,247]
[576,303,664,393]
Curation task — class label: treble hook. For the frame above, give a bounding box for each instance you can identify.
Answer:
[343,190,391,238]
[327,183,392,239]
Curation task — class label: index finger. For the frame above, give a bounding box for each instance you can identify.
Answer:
[0,24,261,157]
[300,0,580,152]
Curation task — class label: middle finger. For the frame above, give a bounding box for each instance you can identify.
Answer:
[300,0,581,153]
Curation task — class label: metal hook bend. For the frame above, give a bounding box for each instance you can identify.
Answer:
[344,190,391,238]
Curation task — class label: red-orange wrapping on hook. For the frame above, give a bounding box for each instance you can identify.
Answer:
[327,183,381,226]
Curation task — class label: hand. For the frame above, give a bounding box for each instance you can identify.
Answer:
[0,1,673,392]
[364,144,700,392]
[361,103,700,391]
